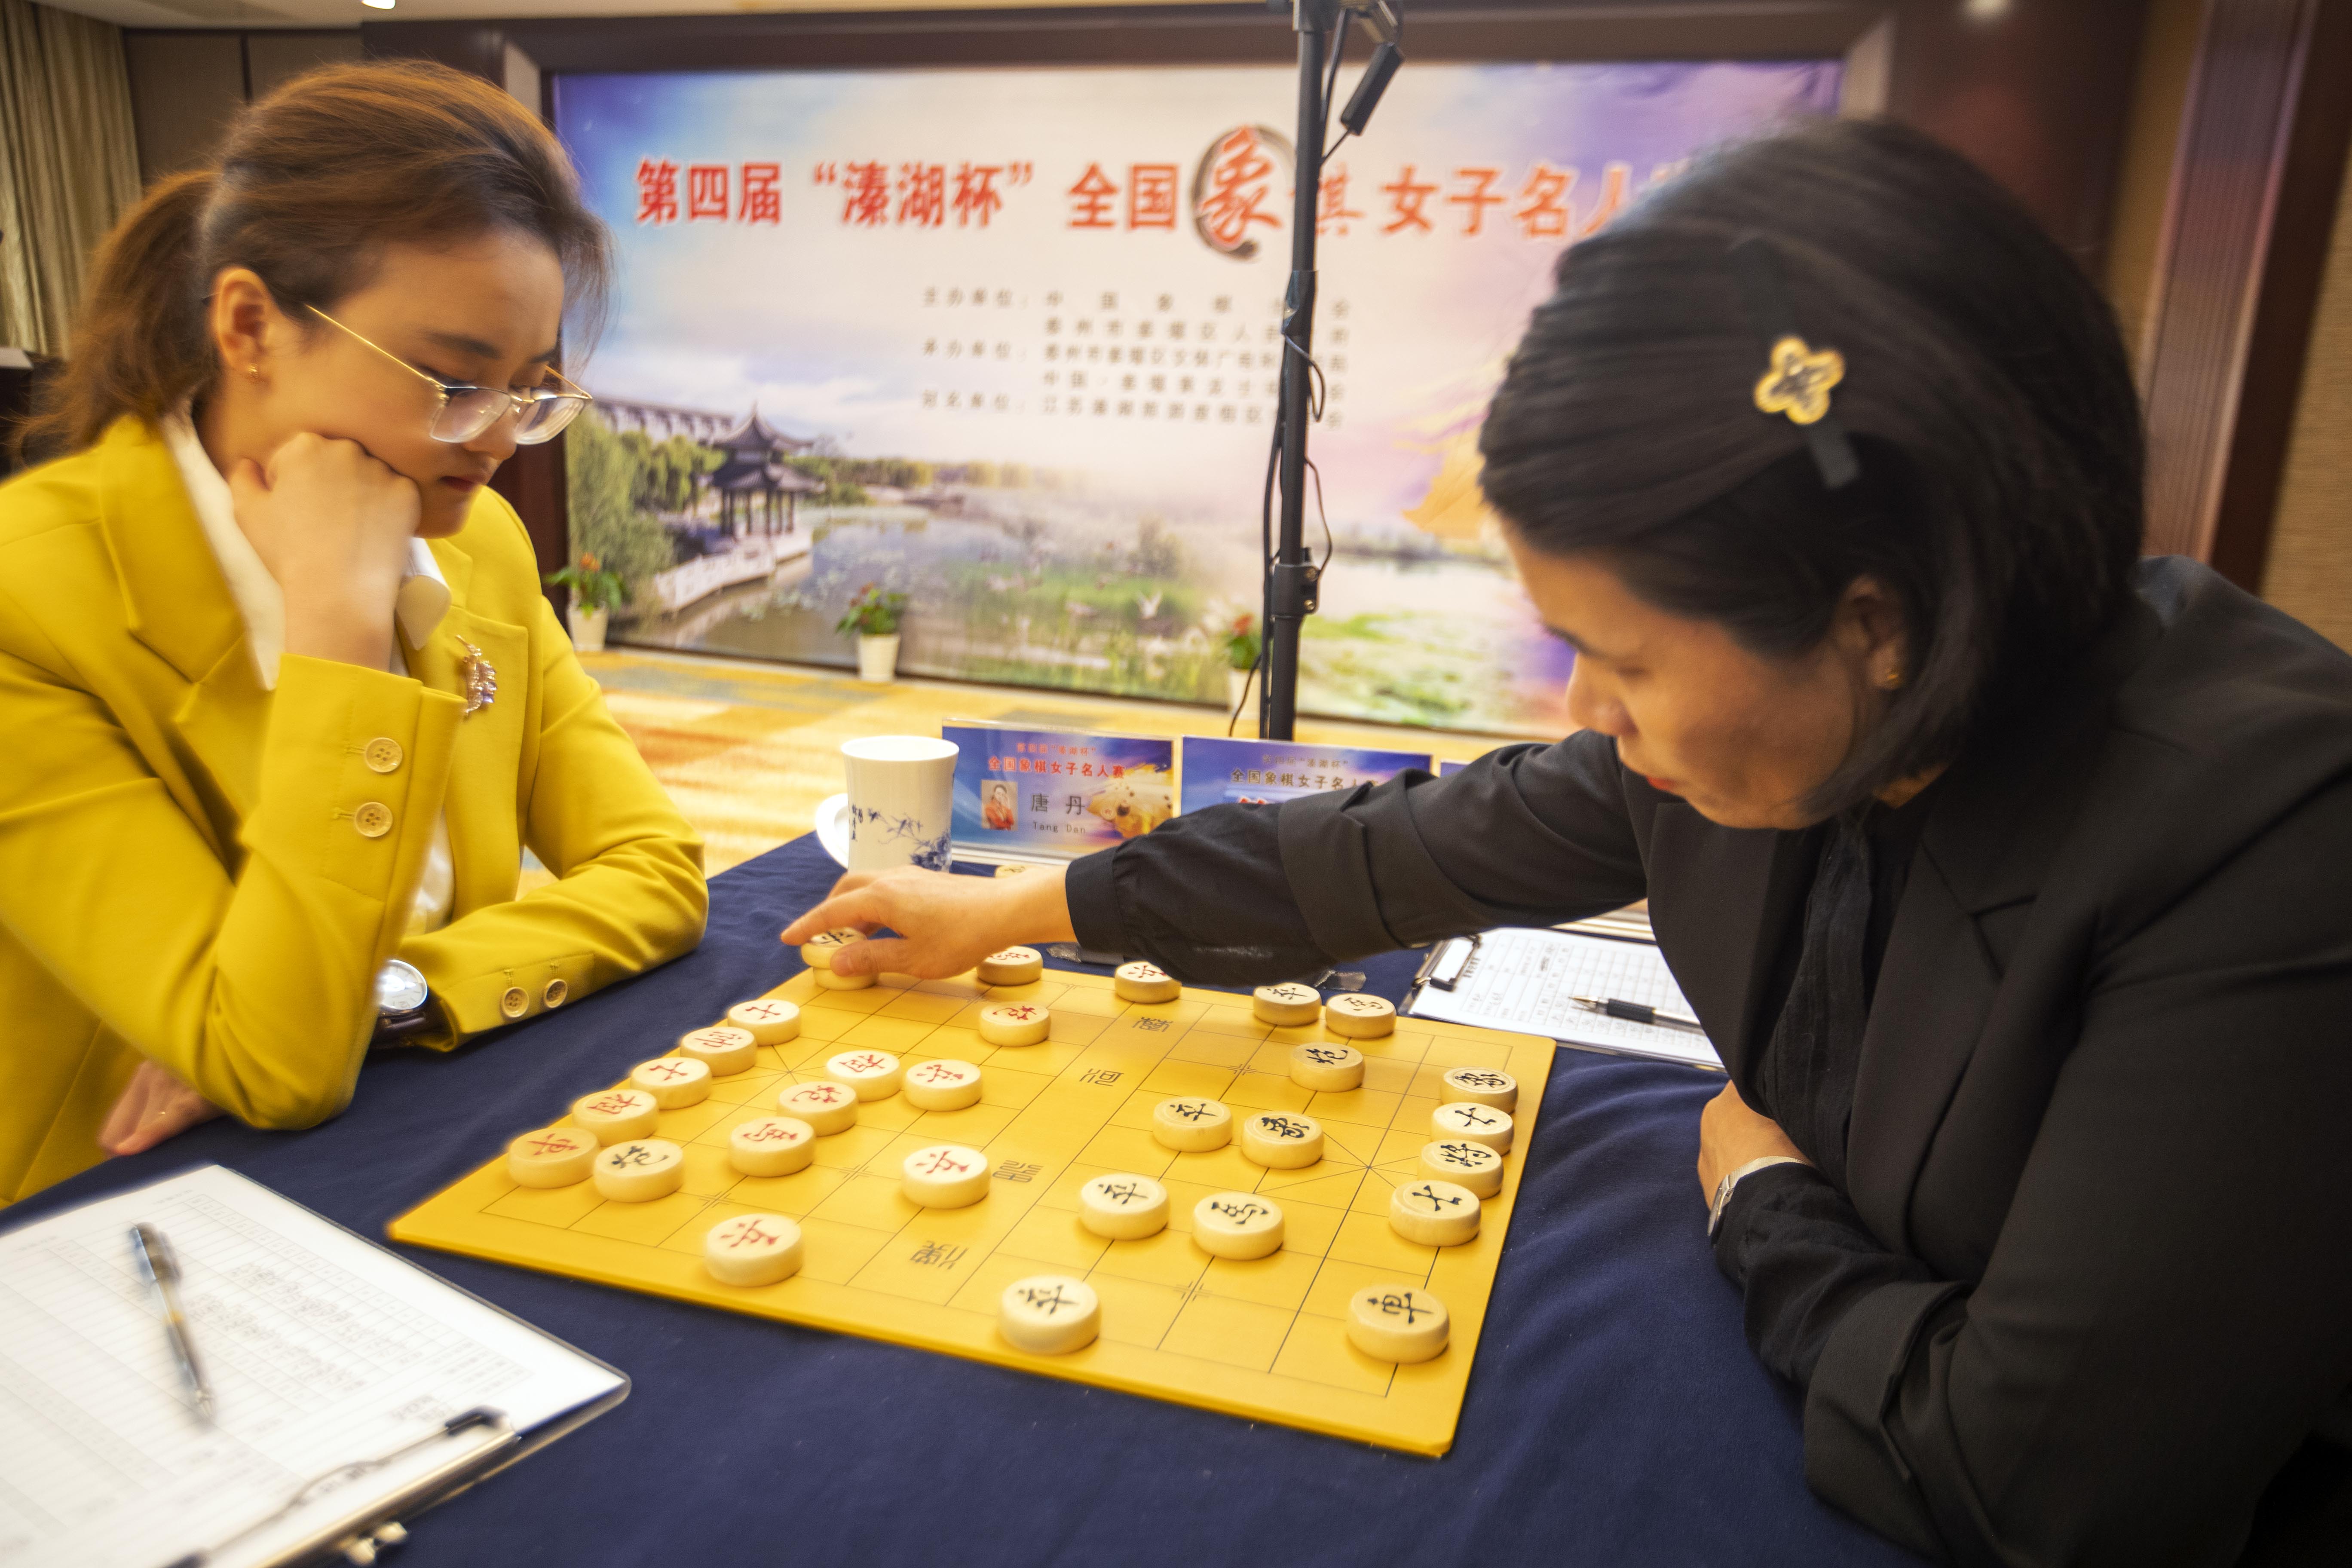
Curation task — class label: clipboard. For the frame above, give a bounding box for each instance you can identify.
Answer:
[163,1407,524,1568]
[1405,924,1723,1071]
[165,1365,628,1568]
[0,1166,628,1568]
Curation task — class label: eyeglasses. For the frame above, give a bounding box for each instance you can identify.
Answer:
[306,305,592,445]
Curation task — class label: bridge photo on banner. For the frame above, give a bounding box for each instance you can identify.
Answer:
[553,58,1840,735]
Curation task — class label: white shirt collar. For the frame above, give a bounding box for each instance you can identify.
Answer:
[162,412,452,689]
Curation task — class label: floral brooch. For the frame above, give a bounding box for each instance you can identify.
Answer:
[456,637,498,717]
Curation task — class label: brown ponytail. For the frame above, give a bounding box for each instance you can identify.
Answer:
[23,59,609,459]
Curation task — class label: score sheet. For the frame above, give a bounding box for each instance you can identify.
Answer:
[1409,928,1721,1070]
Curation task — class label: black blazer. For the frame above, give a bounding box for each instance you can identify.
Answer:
[1067,558,2352,1565]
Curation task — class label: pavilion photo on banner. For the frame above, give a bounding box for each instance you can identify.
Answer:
[551,58,1841,735]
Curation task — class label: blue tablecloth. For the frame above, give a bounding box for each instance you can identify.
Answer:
[7,836,1923,1567]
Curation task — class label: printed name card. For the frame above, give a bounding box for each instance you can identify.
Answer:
[1176,736,1432,815]
[947,723,1176,860]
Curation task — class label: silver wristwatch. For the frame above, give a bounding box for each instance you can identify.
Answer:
[371,959,440,1047]
[1707,1155,1807,1239]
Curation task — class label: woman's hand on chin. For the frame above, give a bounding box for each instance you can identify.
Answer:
[99,1060,224,1157]
[230,432,421,669]
[1696,1080,1809,1200]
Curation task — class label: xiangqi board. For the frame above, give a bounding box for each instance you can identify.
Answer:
[389,965,1554,1455]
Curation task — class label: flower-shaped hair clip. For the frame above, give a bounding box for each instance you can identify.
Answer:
[1754,336,1845,426]
[1730,236,1860,490]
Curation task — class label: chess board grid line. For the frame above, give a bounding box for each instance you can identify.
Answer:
[398,1173,1513,1444]
[1250,1026,1430,1395]
[392,967,1549,1454]
[635,987,1505,1269]
[904,1261,1408,1390]
[543,1026,1461,1289]
[401,1192,1459,1444]
[1054,1020,1461,1392]
[836,1144,1055,1301]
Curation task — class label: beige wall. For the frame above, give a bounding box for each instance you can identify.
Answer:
[2258,151,2352,649]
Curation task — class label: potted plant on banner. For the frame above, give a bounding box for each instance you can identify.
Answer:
[545,553,625,653]
[1221,612,1261,712]
[837,583,909,682]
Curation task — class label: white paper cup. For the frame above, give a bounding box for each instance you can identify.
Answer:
[827,735,958,872]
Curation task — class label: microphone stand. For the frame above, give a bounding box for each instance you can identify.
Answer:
[1260,0,1400,739]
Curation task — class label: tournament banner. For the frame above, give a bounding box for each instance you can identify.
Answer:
[946,724,1176,861]
[1178,736,1432,814]
[554,59,1839,735]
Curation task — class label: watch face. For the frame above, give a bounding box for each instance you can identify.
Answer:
[375,959,429,1015]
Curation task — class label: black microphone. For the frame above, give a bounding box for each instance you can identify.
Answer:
[1339,39,1403,135]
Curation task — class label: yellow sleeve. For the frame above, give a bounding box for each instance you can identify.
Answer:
[396,590,707,1040]
[0,628,462,1128]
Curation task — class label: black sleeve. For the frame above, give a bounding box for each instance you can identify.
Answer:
[1065,729,1652,985]
[1711,1161,1942,1388]
[1787,774,2352,1566]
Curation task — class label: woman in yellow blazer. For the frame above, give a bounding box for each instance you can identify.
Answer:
[0,62,706,1204]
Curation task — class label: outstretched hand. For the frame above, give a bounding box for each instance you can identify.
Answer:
[780,864,1078,980]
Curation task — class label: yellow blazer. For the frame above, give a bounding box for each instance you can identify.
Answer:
[0,418,707,1204]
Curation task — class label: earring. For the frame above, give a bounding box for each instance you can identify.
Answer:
[247,364,261,381]
[1880,667,1903,690]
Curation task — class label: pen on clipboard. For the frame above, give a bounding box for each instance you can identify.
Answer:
[1570,995,1706,1033]
[130,1223,214,1423]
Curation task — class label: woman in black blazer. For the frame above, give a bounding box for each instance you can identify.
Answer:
[787,120,2352,1565]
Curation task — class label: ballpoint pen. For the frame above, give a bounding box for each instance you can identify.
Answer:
[130,1223,215,1423]
[1569,995,1706,1033]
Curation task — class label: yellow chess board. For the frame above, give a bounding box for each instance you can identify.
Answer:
[389,965,1553,1456]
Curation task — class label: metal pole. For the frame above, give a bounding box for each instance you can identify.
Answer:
[1261,0,1334,740]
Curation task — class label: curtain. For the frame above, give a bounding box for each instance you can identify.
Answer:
[0,0,140,355]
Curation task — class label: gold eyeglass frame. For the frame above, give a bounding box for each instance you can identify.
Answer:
[306,304,592,446]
